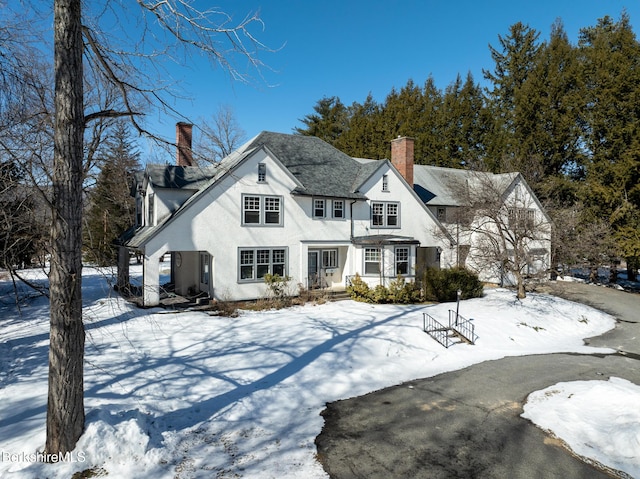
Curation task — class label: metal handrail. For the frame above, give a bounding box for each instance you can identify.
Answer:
[448,310,478,344]
[423,312,454,348]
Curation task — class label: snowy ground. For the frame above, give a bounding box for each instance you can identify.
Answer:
[0,265,638,478]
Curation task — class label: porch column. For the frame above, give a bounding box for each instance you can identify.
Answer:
[143,253,161,306]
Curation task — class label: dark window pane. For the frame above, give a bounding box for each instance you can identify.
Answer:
[265,211,280,224]
[257,264,269,278]
[241,265,254,280]
[365,262,380,275]
[245,211,260,224]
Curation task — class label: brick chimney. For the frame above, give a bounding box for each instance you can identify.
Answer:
[391,136,414,186]
[176,122,193,166]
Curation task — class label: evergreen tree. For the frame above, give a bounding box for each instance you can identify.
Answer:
[379,78,444,165]
[84,121,141,265]
[505,20,586,195]
[0,160,47,269]
[532,20,584,180]
[294,96,348,146]
[440,72,488,169]
[483,22,542,174]
[414,77,444,165]
[335,94,384,159]
[578,13,640,275]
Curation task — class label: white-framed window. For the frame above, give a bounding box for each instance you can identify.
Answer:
[508,207,535,230]
[238,247,287,282]
[371,201,399,228]
[364,247,381,275]
[258,163,266,182]
[395,247,409,275]
[264,197,281,224]
[333,200,344,219]
[322,249,338,268]
[242,194,283,226]
[313,198,326,218]
[382,174,389,192]
[240,250,254,280]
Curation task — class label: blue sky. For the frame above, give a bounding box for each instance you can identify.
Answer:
[142,0,640,160]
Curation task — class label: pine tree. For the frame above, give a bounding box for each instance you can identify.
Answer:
[335,94,384,159]
[84,121,140,266]
[578,13,640,274]
[379,78,444,165]
[440,72,488,169]
[294,96,349,146]
[483,22,542,174]
[533,20,584,180]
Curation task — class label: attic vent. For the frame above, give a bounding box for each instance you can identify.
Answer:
[258,163,266,182]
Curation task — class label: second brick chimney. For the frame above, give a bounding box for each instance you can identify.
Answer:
[176,122,193,167]
[391,136,414,186]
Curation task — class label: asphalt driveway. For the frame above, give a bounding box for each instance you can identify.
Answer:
[315,282,640,479]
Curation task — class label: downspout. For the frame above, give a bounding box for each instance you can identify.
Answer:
[349,199,357,241]
[349,199,357,287]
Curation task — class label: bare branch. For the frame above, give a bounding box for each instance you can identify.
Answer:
[441,171,552,298]
[84,109,142,125]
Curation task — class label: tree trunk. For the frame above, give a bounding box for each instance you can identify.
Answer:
[46,0,85,455]
[515,272,527,299]
[627,257,639,283]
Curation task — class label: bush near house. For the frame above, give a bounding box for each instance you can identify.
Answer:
[347,269,484,304]
[264,273,293,300]
[421,267,484,302]
[347,274,422,304]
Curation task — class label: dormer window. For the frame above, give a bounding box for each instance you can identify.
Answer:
[258,163,266,182]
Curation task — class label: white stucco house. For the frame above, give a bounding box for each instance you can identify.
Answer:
[363,137,552,287]
[118,129,451,306]
[410,159,551,286]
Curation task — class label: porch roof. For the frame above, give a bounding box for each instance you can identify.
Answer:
[351,234,420,246]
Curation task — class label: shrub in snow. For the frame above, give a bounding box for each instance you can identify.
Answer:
[347,274,422,304]
[421,267,484,302]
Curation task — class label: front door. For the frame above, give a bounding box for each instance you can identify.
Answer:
[308,251,319,288]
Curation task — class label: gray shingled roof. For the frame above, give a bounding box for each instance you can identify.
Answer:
[244,132,367,199]
[413,166,476,206]
[145,164,218,190]
[122,133,380,249]
[354,159,520,207]
[413,165,518,206]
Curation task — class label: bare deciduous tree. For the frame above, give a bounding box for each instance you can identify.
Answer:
[198,104,246,163]
[551,204,618,282]
[445,172,552,299]
[47,0,272,455]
